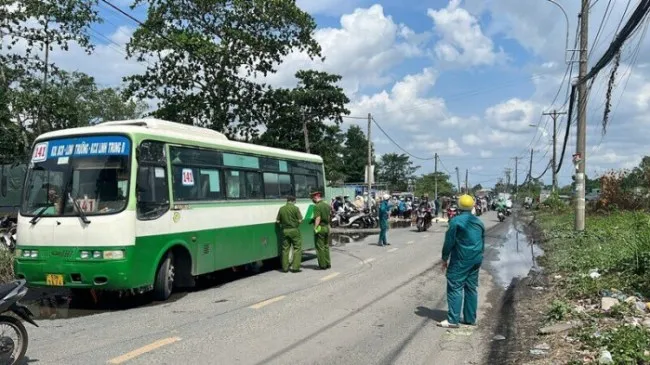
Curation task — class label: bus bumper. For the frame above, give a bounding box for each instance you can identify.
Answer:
[14,246,146,290]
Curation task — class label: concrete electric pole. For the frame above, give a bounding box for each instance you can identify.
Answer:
[575,0,589,231]
[434,153,438,200]
[465,169,469,194]
[367,113,372,196]
[455,167,461,195]
[542,110,566,192]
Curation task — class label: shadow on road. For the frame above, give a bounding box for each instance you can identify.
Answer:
[414,306,447,322]
[23,253,320,320]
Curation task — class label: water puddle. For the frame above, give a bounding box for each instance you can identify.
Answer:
[486,221,543,288]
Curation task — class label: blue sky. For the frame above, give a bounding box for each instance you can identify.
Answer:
[12,0,650,190]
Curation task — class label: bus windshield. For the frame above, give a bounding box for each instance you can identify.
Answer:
[21,135,131,217]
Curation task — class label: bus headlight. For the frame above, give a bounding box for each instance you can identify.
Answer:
[21,250,38,258]
[80,251,90,259]
[93,251,102,259]
[103,250,124,260]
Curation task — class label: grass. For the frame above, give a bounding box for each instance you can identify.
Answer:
[536,209,650,364]
[0,250,14,284]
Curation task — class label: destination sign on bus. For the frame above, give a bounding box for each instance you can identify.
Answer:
[31,136,131,163]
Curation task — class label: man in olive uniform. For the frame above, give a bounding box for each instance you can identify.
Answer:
[276,196,303,273]
[311,191,331,270]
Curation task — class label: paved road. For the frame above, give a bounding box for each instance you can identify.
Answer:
[26,212,500,365]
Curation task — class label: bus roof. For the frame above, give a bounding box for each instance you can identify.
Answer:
[35,118,324,163]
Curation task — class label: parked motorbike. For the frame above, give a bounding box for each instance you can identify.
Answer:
[497,211,505,222]
[0,216,17,252]
[0,279,38,365]
[416,207,432,232]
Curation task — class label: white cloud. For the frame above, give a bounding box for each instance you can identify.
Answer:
[485,98,539,133]
[480,150,492,157]
[427,0,505,67]
[263,4,428,94]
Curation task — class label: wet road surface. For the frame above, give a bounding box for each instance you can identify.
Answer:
[23,212,515,365]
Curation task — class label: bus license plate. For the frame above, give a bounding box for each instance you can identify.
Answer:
[46,274,64,286]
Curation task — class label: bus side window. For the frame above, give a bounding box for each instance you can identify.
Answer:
[136,141,170,220]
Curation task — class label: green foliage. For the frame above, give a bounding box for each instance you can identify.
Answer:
[540,191,570,213]
[376,153,419,192]
[255,70,350,182]
[539,211,650,298]
[578,325,650,364]
[546,299,572,321]
[124,0,322,138]
[415,172,454,197]
[2,69,147,160]
[341,125,371,183]
[0,250,13,284]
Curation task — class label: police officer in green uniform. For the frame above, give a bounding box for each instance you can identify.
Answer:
[276,195,303,273]
[310,191,331,270]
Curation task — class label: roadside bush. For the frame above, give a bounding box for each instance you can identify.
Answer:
[540,192,570,213]
[0,250,13,284]
[595,170,649,212]
[538,211,650,298]
[579,325,650,364]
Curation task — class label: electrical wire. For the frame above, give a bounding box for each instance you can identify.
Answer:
[370,117,434,161]
[589,0,614,61]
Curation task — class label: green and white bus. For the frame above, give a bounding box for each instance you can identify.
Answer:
[15,119,325,300]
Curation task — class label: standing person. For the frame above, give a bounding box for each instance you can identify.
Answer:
[276,196,303,273]
[438,194,485,328]
[378,194,391,246]
[311,191,331,270]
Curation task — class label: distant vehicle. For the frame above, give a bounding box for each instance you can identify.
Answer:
[15,119,325,301]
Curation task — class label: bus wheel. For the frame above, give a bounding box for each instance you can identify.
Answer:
[153,252,175,301]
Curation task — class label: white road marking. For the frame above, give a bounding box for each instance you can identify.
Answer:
[360,258,376,265]
[320,272,340,281]
[249,295,286,309]
[406,240,414,244]
[107,337,181,364]
[423,235,430,238]
[387,248,399,253]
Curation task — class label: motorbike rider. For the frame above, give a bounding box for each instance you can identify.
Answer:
[378,194,391,246]
[420,194,433,223]
[495,198,507,214]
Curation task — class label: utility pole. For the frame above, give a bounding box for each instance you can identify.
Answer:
[465,169,469,194]
[528,149,534,182]
[542,109,567,192]
[434,153,438,200]
[367,113,372,196]
[576,0,589,231]
[505,168,512,194]
[302,115,310,154]
[513,157,518,196]
[455,167,461,194]
[38,21,50,136]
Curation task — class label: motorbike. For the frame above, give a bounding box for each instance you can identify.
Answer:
[497,210,505,222]
[0,216,17,252]
[447,206,458,220]
[0,279,38,365]
[474,203,482,216]
[505,207,512,216]
[415,207,432,232]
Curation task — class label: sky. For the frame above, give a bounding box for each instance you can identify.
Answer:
[7,0,650,189]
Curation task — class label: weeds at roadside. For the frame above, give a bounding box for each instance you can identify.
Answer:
[0,250,13,284]
[547,299,572,321]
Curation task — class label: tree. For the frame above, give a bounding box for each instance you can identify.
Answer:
[471,184,483,192]
[2,70,147,161]
[255,70,349,182]
[415,172,454,197]
[376,153,420,192]
[123,0,322,138]
[342,125,371,183]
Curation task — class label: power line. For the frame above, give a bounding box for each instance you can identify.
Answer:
[589,0,614,61]
[370,117,434,161]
